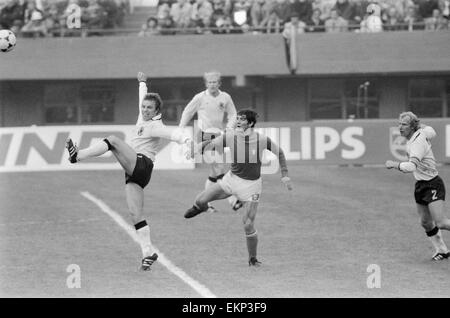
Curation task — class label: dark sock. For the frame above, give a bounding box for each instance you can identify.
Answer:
[103,138,113,151]
[246,231,258,259]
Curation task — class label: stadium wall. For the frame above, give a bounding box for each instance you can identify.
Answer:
[1,32,450,80]
[1,32,449,127]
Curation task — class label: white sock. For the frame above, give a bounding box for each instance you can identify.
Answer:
[136,224,153,257]
[77,140,109,161]
[429,230,449,253]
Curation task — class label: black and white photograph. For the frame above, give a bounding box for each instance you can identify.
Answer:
[1,0,450,303]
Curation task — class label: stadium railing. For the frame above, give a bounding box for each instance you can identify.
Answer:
[34,21,446,38]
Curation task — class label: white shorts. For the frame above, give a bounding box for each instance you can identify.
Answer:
[218,171,262,202]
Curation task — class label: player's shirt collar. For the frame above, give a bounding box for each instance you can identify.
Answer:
[409,129,421,142]
[205,89,221,97]
[236,127,253,136]
[151,113,162,121]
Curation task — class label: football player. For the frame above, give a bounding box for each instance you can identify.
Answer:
[184,109,293,266]
[386,111,450,261]
[178,70,241,212]
[66,71,192,271]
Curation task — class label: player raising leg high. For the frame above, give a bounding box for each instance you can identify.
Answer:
[66,71,192,271]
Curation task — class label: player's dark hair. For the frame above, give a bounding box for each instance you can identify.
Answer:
[399,111,420,131]
[143,92,163,113]
[237,109,258,128]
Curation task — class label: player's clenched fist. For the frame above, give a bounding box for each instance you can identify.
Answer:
[137,71,147,83]
[385,160,399,169]
[281,176,293,191]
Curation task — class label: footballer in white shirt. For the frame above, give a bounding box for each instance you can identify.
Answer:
[179,71,241,212]
[65,72,191,271]
[386,112,450,261]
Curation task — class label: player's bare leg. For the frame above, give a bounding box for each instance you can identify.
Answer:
[417,203,450,260]
[428,200,450,231]
[242,201,261,266]
[184,183,230,219]
[66,136,137,176]
[125,183,158,270]
[202,150,221,213]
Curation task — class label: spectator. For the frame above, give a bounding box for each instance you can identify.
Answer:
[377,0,414,20]
[272,0,291,24]
[214,11,233,33]
[138,16,160,36]
[312,0,336,21]
[425,8,447,29]
[441,0,450,19]
[190,0,213,33]
[170,0,193,32]
[382,5,404,31]
[324,7,348,32]
[250,0,270,32]
[290,0,313,24]
[82,0,107,36]
[282,11,306,36]
[157,0,171,20]
[231,0,252,32]
[99,0,120,29]
[360,2,383,32]
[266,0,290,32]
[306,7,325,31]
[283,13,304,73]
[404,4,420,30]
[158,3,175,35]
[45,2,64,36]
[21,0,47,37]
[352,0,370,24]
[0,0,25,34]
[333,0,357,28]
[211,0,233,33]
[417,0,440,22]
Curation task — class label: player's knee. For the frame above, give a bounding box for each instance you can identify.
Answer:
[421,219,434,230]
[243,220,254,233]
[128,208,143,223]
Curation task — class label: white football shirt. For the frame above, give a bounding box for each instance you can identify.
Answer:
[128,82,188,161]
[406,128,438,181]
[178,89,237,132]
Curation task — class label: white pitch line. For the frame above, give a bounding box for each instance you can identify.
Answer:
[80,191,216,298]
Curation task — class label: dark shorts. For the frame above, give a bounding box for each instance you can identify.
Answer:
[125,154,154,189]
[414,175,446,205]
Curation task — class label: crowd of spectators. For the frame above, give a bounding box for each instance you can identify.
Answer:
[0,0,129,37]
[1,0,449,37]
[138,0,450,36]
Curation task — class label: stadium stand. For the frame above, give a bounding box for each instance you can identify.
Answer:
[1,0,449,37]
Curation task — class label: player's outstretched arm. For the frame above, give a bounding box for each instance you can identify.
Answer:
[137,71,148,120]
[267,138,292,191]
[385,159,417,173]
